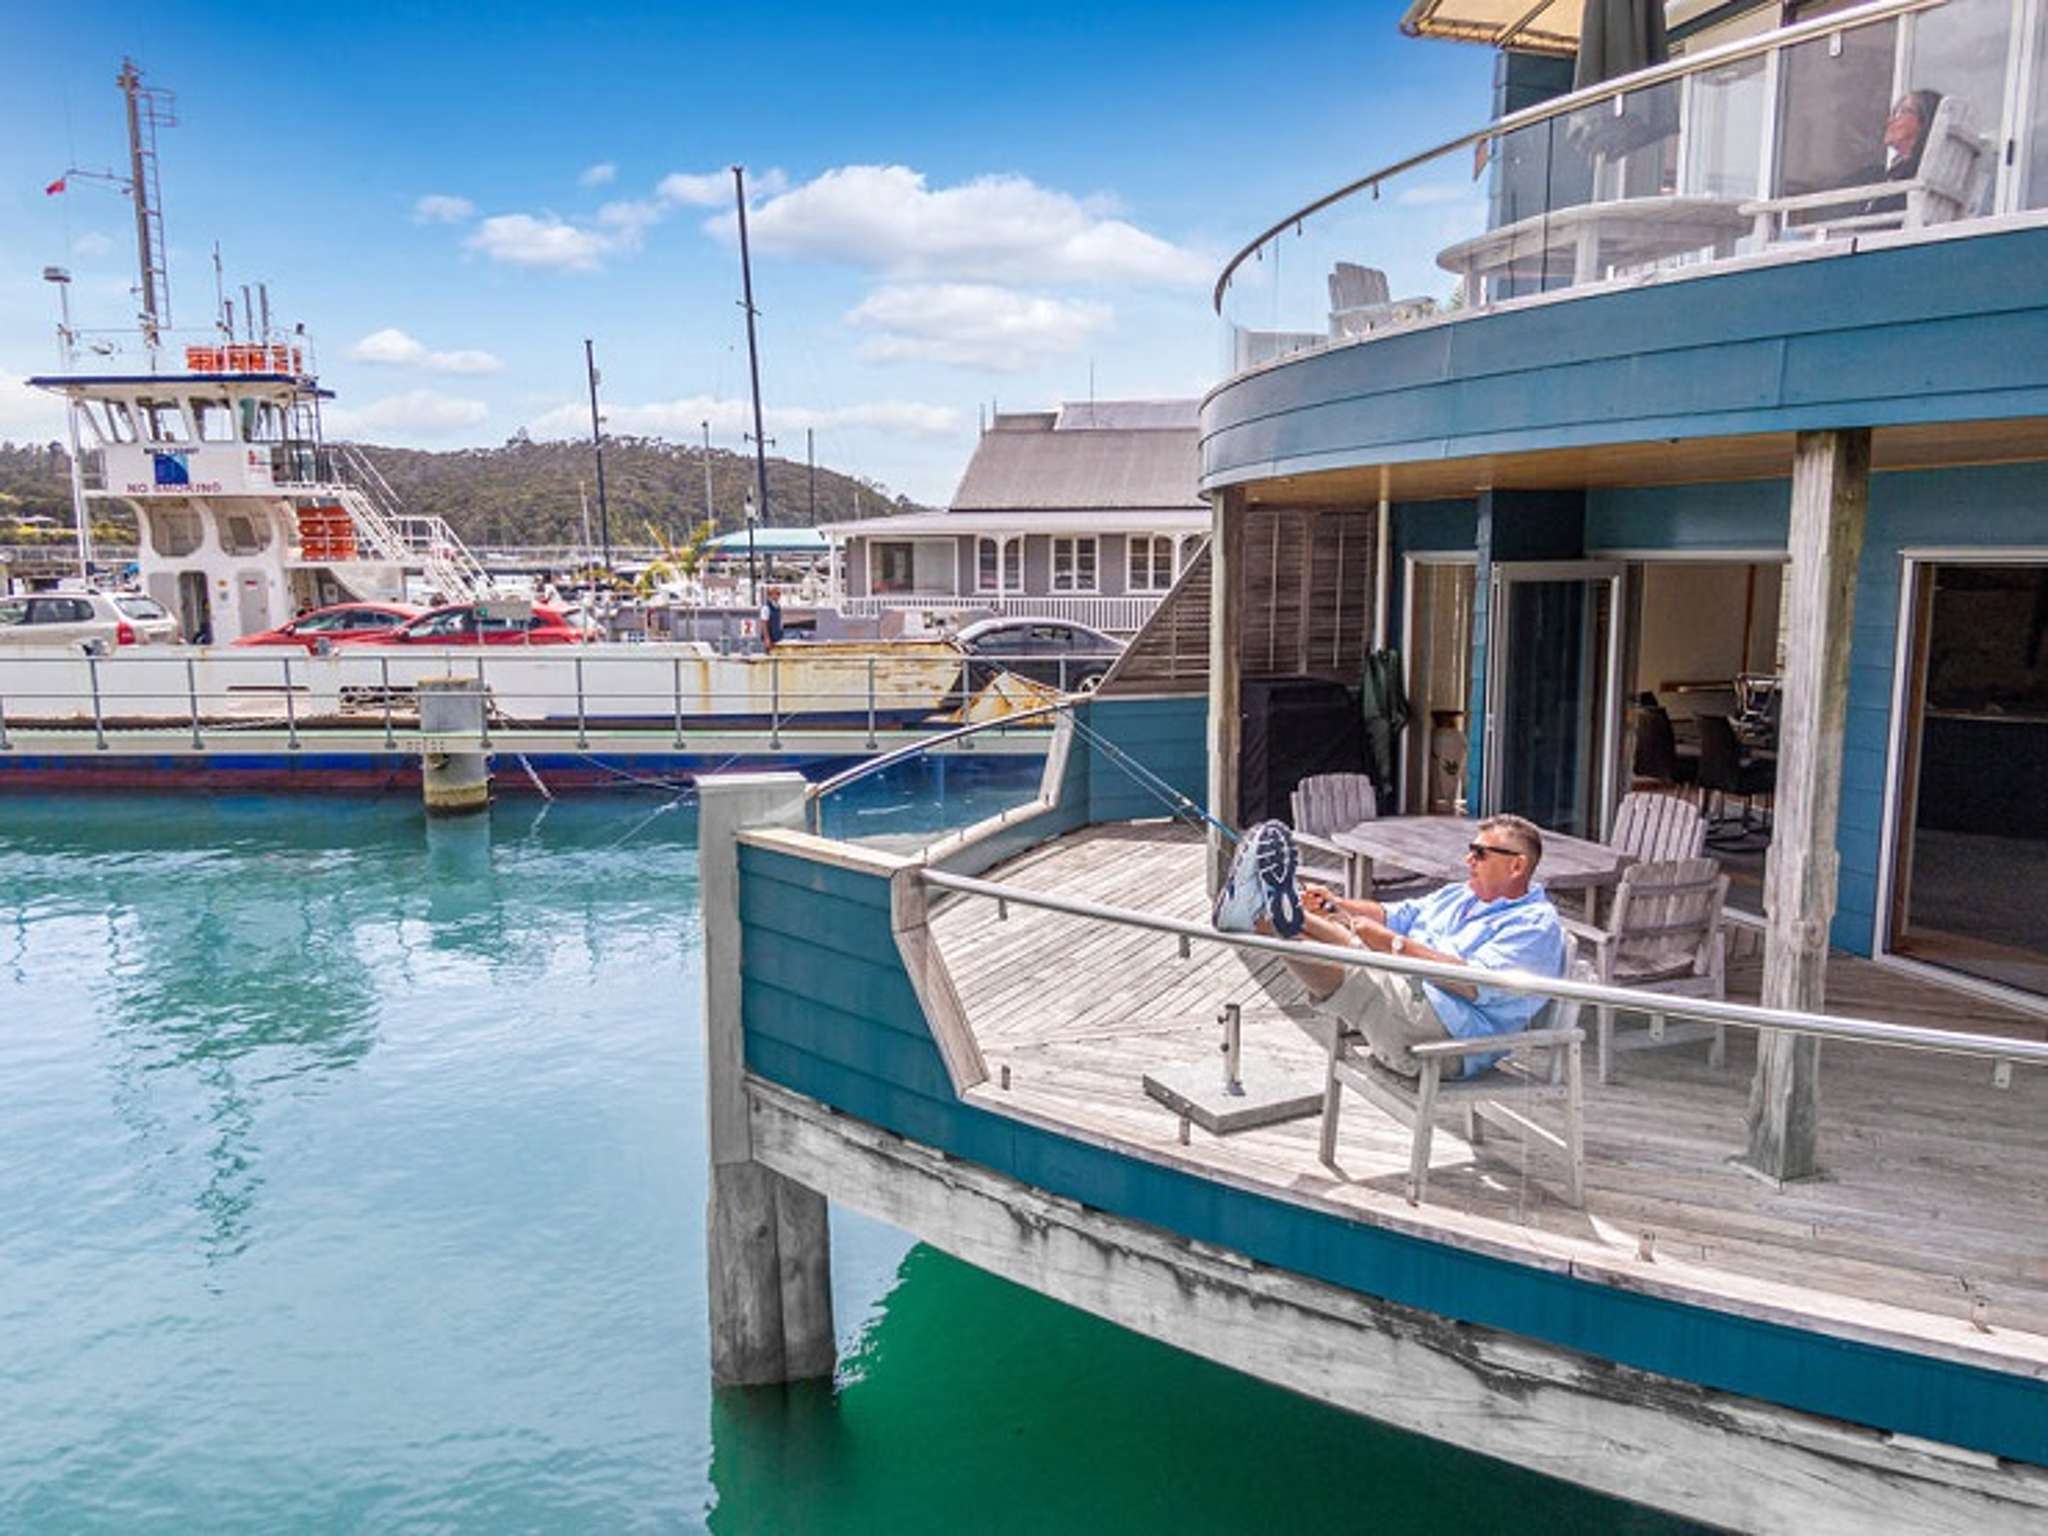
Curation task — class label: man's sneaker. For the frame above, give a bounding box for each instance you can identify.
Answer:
[1212,820,1304,938]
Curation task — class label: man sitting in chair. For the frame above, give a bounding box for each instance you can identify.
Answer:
[1277,814,1567,1079]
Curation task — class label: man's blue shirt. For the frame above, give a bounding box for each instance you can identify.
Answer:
[1384,882,1567,1068]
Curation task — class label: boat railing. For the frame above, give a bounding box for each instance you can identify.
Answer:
[1214,0,2044,378]
[920,866,2048,1083]
[0,646,1104,758]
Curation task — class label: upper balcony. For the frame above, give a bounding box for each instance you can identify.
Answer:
[1207,0,2048,490]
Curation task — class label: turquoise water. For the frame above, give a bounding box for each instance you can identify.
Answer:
[0,784,1697,1532]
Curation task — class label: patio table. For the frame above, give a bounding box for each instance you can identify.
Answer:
[1329,815,1633,899]
[1436,195,1751,307]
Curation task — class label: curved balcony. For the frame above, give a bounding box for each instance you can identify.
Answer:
[1206,0,2048,490]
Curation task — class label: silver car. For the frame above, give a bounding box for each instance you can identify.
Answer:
[0,590,181,648]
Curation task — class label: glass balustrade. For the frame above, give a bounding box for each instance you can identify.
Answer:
[1217,0,2039,377]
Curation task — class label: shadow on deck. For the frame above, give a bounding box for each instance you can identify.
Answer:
[929,819,2048,1372]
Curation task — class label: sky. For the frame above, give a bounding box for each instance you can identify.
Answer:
[0,1,1492,507]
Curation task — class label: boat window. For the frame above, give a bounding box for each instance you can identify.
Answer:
[145,508,204,558]
[192,398,236,442]
[0,599,27,627]
[220,514,270,555]
[136,397,189,443]
[238,399,285,443]
[1051,535,1098,593]
[1773,16,1901,200]
[91,401,138,444]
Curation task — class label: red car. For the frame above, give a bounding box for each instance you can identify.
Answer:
[233,602,421,650]
[334,602,587,646]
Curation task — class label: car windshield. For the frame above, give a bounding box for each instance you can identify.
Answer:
[113,595,168,620]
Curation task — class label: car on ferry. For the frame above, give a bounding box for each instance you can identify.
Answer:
[954,616,1124,694]
[333,602,587,647]
[0,590,179,648]
[232,602,421,651]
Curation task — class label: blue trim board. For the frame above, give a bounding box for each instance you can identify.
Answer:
[1201,226,2048,490]
[737,838,2048,1464]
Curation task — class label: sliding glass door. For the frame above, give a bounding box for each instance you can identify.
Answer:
[1483,562,1624,839]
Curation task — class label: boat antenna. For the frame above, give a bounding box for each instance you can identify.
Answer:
[117,58,174,350]
[732,164,773,601]
[584,339,612,571]
[212,243,227,335]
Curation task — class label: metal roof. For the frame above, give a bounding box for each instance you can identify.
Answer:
[820,509,1211,539]
[950,400,1203,513]
[1399,0,1584,54]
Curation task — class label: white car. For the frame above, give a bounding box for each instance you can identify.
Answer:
[0,590,181,648]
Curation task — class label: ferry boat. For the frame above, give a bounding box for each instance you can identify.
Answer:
[702,2,2048,1529]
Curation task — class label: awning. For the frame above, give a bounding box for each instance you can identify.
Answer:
[703,527,831,556]
[1399,0,1585,55]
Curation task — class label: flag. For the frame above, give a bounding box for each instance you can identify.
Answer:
[44,176,66,195]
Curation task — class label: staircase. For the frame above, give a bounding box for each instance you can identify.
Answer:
[332,444,492,603]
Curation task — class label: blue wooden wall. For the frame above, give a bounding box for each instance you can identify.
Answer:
[736,692,2048,1461]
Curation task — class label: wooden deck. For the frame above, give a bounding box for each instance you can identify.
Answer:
[931,820,2048,1378]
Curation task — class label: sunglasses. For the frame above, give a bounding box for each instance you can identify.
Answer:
[1466,842,1522,861]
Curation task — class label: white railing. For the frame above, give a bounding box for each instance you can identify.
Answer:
[333,444,491,603]
[839,592,1164,633]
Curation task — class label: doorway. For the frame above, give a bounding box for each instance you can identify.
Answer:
[1400,557,1476,814]
[175,571,212,644]
[1483,562,1623,839]
[1885,557,2048,998]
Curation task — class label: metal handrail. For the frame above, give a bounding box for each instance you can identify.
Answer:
[921,867,2048,1070]
[1210,0,1945,312]
[806,701,1070,830]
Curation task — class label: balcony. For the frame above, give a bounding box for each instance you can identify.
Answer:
[1217,0,2048,380]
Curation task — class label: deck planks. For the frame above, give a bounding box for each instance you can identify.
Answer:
[928,821,2048,1364]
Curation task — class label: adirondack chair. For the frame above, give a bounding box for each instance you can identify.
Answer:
[1609,791,1707,862]
[1288,772,1421,895]
[1316,935,1587,1208]
[1563,856,1728,1085]
[1327,262,1435,338]
[1743,95,1991,244]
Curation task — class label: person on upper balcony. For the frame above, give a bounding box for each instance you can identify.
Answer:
[1861,89,1943,214]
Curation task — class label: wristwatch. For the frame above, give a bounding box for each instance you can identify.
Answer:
[1389,934,1407,955]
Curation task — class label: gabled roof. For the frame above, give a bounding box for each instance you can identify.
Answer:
[950,399,1202,513]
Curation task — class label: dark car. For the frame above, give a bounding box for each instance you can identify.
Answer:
[232,602,421,651]
[954,617,1125,695]
[339,602,587,646]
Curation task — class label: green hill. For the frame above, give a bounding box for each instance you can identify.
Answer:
[0,434,925,547]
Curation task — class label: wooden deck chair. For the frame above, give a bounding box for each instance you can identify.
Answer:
[1327,261,1435,338]
[1316,935,1587,1208]
[1564,856,1728,1085]
[1743,96,1991,243]
[1609,791,1707,862]
[1288,772,1424,896]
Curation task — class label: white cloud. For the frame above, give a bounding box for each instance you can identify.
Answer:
[524,392,960,442]
[578,161,618,187]
[413,193,477,224]
[0,370,64,442]
[847,283,1110,371]
[347,327,503,375]
[714,165,1210,288]
[325,389,489,439]
[656,167,786,208]
[70,231,115,259]
[465,213,613,271]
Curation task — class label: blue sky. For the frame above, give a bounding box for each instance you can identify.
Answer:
[0,1,1492,505]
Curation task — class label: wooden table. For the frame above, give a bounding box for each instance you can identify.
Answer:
[1436,195,1751,307]
[1329,815,1632,898]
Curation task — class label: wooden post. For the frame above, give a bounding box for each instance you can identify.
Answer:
[1742,429,1870,1184]
[699,771,836,1385]
[1207,487,1245,893]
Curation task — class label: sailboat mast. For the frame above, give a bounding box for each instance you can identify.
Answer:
[732,165,771,600]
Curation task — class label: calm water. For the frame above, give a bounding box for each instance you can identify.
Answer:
[0,776,1697,1533]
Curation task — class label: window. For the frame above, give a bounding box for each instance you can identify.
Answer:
[0,600,28,627]
[29,597,94,624]
[976,535,1022,593]
[193,399,236,442]
[1051,536,1098,593]
[221,514,270,555]
[1127,535,1176,593]
[410,610,473,639]
[870,539,954,595]
[146,508,203,557]
[136,398,188,443]
[113,595,168,621]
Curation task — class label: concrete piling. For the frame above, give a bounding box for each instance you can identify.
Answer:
[417,676,491,816]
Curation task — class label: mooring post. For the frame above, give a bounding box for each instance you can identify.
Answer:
[699,771,836,1387]
[416,675,491,816]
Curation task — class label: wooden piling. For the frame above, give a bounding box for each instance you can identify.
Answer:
[699,772,836,1385]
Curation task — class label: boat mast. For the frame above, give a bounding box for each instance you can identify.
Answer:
[732,165,772,602]
[584,340,612,573]
[117,58,174,352]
